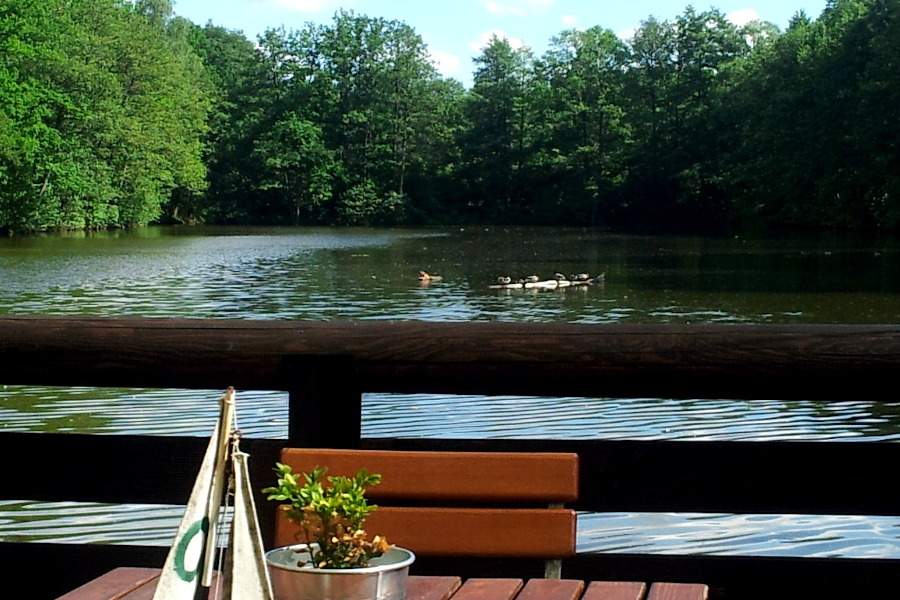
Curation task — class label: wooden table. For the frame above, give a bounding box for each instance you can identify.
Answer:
[56,567,709,600]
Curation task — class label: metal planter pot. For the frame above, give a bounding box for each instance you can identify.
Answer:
[265,544,416,600]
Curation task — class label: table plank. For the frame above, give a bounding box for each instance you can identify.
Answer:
[646,583,709,600]
[580,581,648,600]
[56,567,159,600]
[515,579,585,600]
[116,579,157,600]
[449,578,524,600]
[54,566,708,600]
[407,575,463,600]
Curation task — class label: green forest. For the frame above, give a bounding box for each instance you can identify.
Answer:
[2,0,899,234]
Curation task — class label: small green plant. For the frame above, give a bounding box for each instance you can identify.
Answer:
[263,464,391,568]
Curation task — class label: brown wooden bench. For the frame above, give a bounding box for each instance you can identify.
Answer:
[50,448,708,599]
[271,448,580,578]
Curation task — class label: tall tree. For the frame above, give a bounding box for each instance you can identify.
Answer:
[0,0,209,232]
[460,35,534,219]
[246,11,448,225]
[623,8,753,230]
[852,0,900,227]
[252,114,335,224]
[187,22,271,223]
[0,0,70,232]
[533,26,631,222]
[721,0,898,230]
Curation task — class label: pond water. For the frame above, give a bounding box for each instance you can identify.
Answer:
[2,226,899,558]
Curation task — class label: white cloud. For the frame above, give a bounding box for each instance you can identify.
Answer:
[560,15,578,28]
[469,30,527,52]
[727,8,760,26]
[429,50,462,76]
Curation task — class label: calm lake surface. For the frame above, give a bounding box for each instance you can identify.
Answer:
[2,226,900,558]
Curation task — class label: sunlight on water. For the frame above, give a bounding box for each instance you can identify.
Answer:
[3,386,900,558]
[577,513,900,558]
[2,226,900,558]
[4,387,900,442]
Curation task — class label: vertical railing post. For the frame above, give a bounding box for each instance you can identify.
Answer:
[283,355,362,448]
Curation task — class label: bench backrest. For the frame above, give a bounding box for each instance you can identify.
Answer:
[272,448,579,577]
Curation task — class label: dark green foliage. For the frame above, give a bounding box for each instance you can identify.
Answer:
[182,22,270,224]
[3,0,898,233]
[620,8,755,231]
[253,115,335,224]
[720,0,900,231]
[0,0,209,233]
[531,27,632,224]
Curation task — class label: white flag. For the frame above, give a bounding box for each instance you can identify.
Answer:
[152,388,235,600]
[223,443,275,600]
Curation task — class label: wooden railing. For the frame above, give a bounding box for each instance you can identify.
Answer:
[2,316,900,600]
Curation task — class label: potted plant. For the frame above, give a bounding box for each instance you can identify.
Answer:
[262,464,415,600]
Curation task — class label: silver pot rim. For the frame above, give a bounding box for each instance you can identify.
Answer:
[265,544,416,575]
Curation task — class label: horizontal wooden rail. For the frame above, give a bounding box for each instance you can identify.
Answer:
[1,316,899,400]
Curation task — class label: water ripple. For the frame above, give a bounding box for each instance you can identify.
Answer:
[3,227,900,559]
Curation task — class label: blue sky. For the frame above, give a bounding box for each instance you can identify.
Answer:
[172,0,828,86]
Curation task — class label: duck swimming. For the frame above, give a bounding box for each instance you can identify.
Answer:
[525,276,561,289]
[418,271,443,282]
[523,275,553,288]
[489,276,524,289]
[553,273,572,287]
[489,272,604,290]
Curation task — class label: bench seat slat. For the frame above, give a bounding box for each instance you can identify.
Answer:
[278,449,579,503]
[275,506,577,558]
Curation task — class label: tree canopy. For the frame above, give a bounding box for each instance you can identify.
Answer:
[0,0,208,232]
[2,0,898,233]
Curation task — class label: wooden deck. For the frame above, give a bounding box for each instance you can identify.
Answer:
[57,567,709,600]
[2,317,900,599]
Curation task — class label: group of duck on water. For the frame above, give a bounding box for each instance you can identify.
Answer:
[489,272,604,289]
[417,270,604,289]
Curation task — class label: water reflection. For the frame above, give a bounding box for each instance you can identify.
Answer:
[3,226,899,323]
[577,512,900,558]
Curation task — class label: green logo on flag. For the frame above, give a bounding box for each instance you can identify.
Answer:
[174,517,210,582]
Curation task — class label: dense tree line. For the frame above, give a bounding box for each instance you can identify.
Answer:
[2,0,898,233]
[0,0,208,232]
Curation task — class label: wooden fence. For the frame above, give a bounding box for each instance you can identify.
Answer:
[1,316,899,599]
